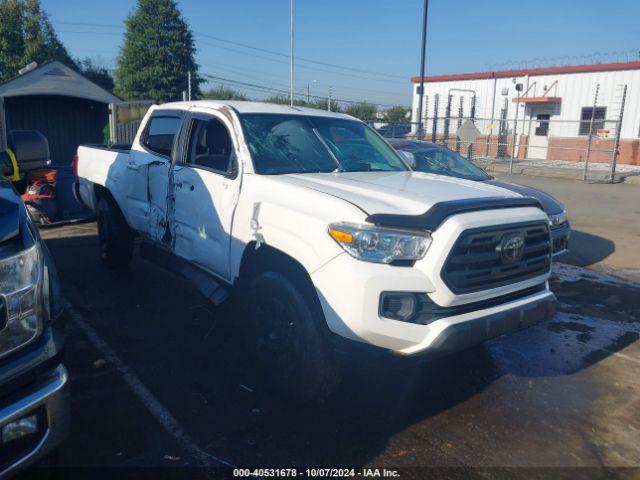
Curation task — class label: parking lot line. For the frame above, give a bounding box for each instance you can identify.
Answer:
[63,298,236,469]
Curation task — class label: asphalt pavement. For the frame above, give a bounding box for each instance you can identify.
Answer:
[34,218,640,478]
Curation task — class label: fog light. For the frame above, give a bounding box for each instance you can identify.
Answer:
[1,414,38,443]
[380,293,418,322]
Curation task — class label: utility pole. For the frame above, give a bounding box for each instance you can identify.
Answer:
[187,71,192,101]
[290,0,294,106]
[328,85,332,112]
[416,0,429,139]
[307,84,310,103]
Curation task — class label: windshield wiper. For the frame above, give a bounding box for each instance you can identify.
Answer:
[311,127,345,172]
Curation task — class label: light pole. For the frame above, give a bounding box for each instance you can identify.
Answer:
[290,0,294,106]
[416,0,429,139]
[307,79,317,104]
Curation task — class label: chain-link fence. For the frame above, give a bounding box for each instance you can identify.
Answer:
[368,84,633,182]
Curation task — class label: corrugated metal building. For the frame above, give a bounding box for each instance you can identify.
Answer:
[0,61,121,166]
[411,61,640,165]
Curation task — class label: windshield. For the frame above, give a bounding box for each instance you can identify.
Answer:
[240,114,408,175]
[407,146,490,181]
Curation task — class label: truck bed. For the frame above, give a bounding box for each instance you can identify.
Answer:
[76,144,132,211]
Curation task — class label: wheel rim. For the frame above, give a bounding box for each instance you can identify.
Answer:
[253,296,300,377]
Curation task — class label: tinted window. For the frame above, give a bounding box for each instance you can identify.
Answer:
[186,118,236,174]
[240,114,407,175]
[144,115,181,157]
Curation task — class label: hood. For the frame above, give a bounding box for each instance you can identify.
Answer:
[276,171,521,216]
[484,179,564,215]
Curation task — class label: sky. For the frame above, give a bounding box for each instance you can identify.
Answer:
[41,0,640,108]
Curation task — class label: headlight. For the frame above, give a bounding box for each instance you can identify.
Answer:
[548,211,567,228]
[0,245,43,358]
[328,222,431,264]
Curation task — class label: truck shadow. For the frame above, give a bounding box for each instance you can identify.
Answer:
[43,231,639,468]
[561,229,615,267]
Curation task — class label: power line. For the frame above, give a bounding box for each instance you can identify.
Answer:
[206,61,408,99]
[202,73,409,108]
[196,38,405,85]
[54,20,410,106]
[53,20,408,81]
[57,25,408,86]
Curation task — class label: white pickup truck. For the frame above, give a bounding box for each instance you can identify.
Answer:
[76,101,556,398]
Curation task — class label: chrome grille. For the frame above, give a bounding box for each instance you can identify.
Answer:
[442,221,551,294]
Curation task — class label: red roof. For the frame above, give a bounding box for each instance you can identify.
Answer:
[410,61,640,83]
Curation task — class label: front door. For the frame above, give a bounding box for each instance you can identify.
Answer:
[125,110,182,239]
[169,111,241,281]
[527,107,553,160]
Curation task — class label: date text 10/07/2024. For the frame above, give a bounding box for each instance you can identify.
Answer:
[232,468,401,478]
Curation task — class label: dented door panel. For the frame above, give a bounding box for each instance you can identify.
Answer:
[169,110,242,281]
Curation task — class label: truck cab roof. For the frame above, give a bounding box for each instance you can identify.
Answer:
[159,100,355,120]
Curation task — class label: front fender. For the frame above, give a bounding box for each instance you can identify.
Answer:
[229,175,367,281]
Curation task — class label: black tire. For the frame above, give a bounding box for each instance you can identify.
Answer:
[246,270,342,401]
[96,196,133,269]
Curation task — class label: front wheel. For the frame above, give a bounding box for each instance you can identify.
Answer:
[246,271,342,401]
[96,196,134,269]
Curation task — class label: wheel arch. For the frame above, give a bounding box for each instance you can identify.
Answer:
[237,242,315,291]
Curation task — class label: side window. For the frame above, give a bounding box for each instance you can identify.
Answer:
[143,114,181,157]
[186,117,235,175]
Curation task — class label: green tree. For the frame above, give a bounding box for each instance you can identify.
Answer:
[264,95,308,107]
[309,98,341,112]
[203,85,247,101]
[263,95,341,112]
[115,0,200,102]
[0,0,74,82]
[78,58,115,93]
[384,106,410,122]
[344,102,377,120]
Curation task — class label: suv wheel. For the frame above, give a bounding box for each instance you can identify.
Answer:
[246,271,342,401]
[96,196,133,269]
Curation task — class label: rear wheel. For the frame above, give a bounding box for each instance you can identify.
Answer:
[96,196,133,269]
[246,271,342,401]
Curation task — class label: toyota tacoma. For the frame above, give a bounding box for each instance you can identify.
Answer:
[75,101,557,397]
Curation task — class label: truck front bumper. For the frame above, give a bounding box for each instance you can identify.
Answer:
[312,253,556,357]
[403,289,556,356]
[0,365,69,477]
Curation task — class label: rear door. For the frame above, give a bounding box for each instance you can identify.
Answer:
[126,110,183,239]
[169,110,241,281]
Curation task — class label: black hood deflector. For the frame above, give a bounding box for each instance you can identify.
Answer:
[366,196,543,231]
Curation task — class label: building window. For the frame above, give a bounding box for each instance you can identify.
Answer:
[579,107,606,136]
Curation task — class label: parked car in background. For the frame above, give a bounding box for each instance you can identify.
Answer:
[375,123,411,138]
[76,101,556,399]
[0,162,68,477]
[388,139,570,255]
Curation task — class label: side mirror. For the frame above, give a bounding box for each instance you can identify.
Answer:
[398,150,416,169]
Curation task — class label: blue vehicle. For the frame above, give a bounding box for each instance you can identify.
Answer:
[388,139,570,255]
[0,147,68,476]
